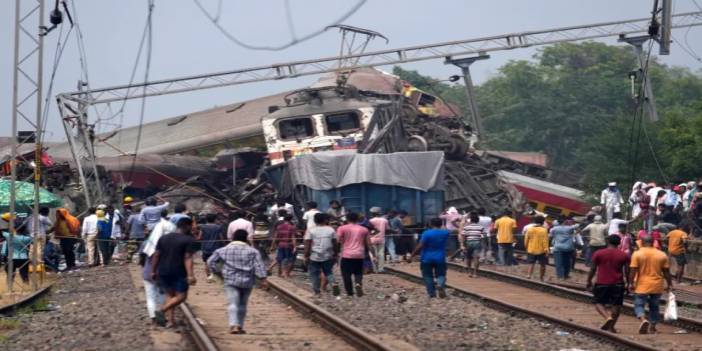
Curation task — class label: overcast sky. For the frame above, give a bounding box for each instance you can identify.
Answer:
[1,0,701,141]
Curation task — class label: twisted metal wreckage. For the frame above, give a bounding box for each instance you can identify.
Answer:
[15,9,696,217]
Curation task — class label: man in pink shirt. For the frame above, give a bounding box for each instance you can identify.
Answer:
[227,212,254,242]
[368,207,389,273]
[337,212,371,296]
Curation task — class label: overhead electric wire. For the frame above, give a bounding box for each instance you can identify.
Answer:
[39,19,74,145]
[191,0,366,51]
[127,0,155,183]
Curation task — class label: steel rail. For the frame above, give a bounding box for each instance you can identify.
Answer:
[443,261,702,333]
[180,302,219,351]
[0,282,54,315]
[266,279,395,351]
[385,266,658,351]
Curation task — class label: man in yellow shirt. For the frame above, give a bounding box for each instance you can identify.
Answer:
[492,210,517,267]
[628,234,672,334]
[666,226,689,284]
[523,216,548,281]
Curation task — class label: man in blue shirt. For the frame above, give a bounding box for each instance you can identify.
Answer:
[409,218,450,298]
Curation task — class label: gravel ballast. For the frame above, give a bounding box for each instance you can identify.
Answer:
[1,265,155,351]
[287,268,617,351]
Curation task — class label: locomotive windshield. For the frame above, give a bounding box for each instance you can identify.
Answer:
[278,117,315,140]
[325,112,360,134]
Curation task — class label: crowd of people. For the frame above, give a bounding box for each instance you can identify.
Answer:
[1,179,700,336]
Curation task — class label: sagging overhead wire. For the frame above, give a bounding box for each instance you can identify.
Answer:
[191,0,367,51]
[127,0,156,183]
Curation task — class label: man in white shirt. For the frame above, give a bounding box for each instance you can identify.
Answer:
[477,208,494,262]
[269,199,294,218]
[302,202,321,234]
[607,212,630,235]
[600,182,623,221]
[81,207,99,266]
[227,211,254,242]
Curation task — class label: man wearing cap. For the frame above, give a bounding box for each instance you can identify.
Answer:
[601,182,623,222]
[629,233,672,334]
[582,216,609,264]
[368,207,389,273]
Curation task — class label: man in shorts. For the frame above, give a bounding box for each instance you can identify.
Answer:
[458,212,486,277]
[523,216,549,281]
[666,225,689,284]
[151,217,197,328]
[587,235,630,333]
[270,214,296,277]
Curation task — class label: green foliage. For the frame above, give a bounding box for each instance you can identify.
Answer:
[394,42,702,192]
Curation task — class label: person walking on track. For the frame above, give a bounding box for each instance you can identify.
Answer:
[586,235,630,333]
[304,213,340,296]
[409,218,450,298]
[151,217,197,328]
[628,234,673,334]
[207,229,268,334]
[337,212,371,297]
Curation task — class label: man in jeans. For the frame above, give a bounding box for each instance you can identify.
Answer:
[586,235,630,333]
[337,212,371,297]
[368,207,389,272]
[304,213,339,296]
[582,215,608,264]
[208,229,268,334]
[629,234,673,334]
[409,218,449,298]
[492,210,517,267]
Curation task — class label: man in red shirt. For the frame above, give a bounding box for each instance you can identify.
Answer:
[337,212,371,297]
[586,235,630,333]
[269,214,297,277]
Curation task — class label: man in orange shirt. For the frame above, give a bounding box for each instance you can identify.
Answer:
[491,210,517,268]
[628,234,673,334]
[666,225,689,284]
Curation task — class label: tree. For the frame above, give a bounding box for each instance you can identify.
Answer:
[394,41,702,192]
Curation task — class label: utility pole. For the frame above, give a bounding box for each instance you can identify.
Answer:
[619,35,659,121]
[9,0,44,293]
[445,55,490,146]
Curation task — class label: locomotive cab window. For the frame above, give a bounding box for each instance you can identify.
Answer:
[278,117,315,140]
[325,112,360,134]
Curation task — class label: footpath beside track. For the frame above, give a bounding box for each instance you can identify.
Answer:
[387,262,702,351]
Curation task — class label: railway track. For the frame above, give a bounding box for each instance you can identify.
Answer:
[183,262,394,351]
[386,262,702,351]
[507,250,702,307]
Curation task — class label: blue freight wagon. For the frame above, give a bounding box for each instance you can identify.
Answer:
[265,150,445,225]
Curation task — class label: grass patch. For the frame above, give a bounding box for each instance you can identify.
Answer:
[0,319,20,331]
[15,297,51,315]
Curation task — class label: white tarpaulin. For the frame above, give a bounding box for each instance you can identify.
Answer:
[283,150,444,192]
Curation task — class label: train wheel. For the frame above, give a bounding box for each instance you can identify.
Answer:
[407,135,429,152]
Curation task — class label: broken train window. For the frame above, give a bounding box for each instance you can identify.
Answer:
[325,112,360,134]
[278,117,315,140]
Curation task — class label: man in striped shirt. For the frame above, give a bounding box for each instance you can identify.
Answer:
[459,212,487,277]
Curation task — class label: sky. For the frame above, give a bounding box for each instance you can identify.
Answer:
[1,0,701,141]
